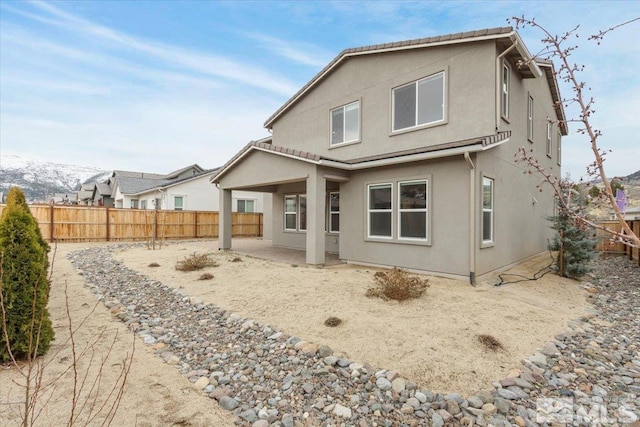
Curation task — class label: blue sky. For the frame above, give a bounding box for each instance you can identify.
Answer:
[1,1,638,180]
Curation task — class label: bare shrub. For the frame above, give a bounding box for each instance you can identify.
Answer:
[324,317,342,327]
[175,253,218,272]
[198,273,214,281]
[230,257,242,263]
[477,334,504,351]
[366,268,429,301]
[148,262,160,268]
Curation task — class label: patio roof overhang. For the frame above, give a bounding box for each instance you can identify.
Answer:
[210,131,511,184]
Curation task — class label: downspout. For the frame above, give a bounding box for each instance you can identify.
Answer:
[464,152,476,285]
[495,39,518,132]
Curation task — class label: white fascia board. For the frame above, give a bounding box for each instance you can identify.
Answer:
[213,137,510,182]
[511,32,543,78]
[320,138,510,171]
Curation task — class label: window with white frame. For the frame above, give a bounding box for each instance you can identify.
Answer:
[546,121,552,157]
[284,195,297,230]
[392,71,445,132]
[140,200,147,210]
[527,95,534,141]
[557,132,562,166]
[329,192,340,233]
[482,177,494,243]
[174,196,184,210]
[237,199,255,213]
[331,101,359,145]
[501,64,510,119]
[398,180,428,240]
[299,195,307,231]
[368,184,392,238]
[130,199,139,209]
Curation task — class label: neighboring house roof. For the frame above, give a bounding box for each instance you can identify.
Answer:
[211,131,511,183]
[114,168,220,197]
[108,164,211,197]
[264,26,542,128]
[95,182,112,196]
[164,164,205,179]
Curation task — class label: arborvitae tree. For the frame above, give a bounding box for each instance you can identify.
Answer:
[0,187,54,362]
[549,204,598,279]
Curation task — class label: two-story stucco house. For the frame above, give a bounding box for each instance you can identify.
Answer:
[212,27,566,283]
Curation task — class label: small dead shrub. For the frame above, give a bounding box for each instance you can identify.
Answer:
[148,262,160,267]
[478,334,504,351]
[230,257,242,263]
[324,316,342,327]
[175,252,218,271]
[198,273,214,280]
[366,268,429,301]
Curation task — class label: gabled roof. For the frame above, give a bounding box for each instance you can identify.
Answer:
[108,164,212,196]
[211,131,511,183]
[95,182,112,196]
[264,26,540,128]
[537,60,568,135]
[113,176,171,195]
[121,168,220,196]
[164,164,205,179]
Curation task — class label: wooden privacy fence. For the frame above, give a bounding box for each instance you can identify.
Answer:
[596,220,640,265]
[0,205,262,242]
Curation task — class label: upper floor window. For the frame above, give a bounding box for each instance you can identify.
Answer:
[546,121,552,158]
[392,71,445,132]
[501,64,510,119]
[331,101,360,145]
[557,132,562,166]
[527,95,534,142]
[174,196,184,211]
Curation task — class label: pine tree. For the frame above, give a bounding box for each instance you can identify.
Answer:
[0,187,54,362]
[549,204,598,279]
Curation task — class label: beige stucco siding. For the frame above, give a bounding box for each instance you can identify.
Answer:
[474,59,561,276]
[270,41,497,161]
[339,157,470,277]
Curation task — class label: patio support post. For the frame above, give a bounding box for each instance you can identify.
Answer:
[219,188,232,250]
[306,168,326,265]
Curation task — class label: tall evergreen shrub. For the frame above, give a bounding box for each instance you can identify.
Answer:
[549,206,597,279]
[0,187,54,362]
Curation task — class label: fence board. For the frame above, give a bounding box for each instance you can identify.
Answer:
[0,205,261,242]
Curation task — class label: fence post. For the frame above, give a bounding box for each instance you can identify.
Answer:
[106,207,110,242]
[194,211,198,239]
[49,205,54,242]
[258,213,262,237]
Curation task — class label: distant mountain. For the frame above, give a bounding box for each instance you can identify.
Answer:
[624,169,640,182]
[0,154,110,203]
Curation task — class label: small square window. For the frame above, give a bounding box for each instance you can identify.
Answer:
[331,101,359,145]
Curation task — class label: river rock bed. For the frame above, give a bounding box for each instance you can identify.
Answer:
[67,245,640,426]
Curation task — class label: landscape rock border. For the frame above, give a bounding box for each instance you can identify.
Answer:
[68,244,639,426]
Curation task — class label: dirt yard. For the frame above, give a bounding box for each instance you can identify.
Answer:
[1,239,587,425]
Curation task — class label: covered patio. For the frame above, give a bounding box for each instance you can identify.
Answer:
[225,238,342,266]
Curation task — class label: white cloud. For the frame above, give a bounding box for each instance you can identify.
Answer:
[240,32,334,68]
[20,0,299,96]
